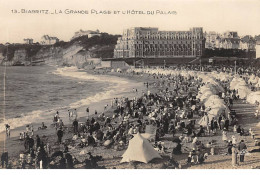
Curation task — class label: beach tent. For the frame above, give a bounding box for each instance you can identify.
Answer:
[235,85,251,99]
[256,79,260,88]
[198,115,210,127]
[247,91,260,104]
[230,77,246,90]
[251,77,259,85]
[237,88,251,99]
[200,85,218,94]
[249,75,259,85]
[199,90,215,103]
[215,72,231,82]
[121,133,161,163]
[204,97,225,108]
[207,106,229,117]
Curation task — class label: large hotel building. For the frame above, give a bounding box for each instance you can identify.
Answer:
[114,27,205,58]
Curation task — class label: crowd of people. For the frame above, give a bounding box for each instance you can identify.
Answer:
[1,63,260,169]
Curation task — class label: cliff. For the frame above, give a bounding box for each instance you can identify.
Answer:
[0,33,120,67]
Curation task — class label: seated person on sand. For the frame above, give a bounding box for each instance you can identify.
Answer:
[40,122,47,130]
[172,142,182,155]
[191,137,200,150]
[79,136,87,148]
[197,150,208,164]
[183,125,192,136]
[197,125,205,137]
[96,130,104,141]
[187,149,198,165]
[87,135,96,146]
[236,125,242,134]
[154,141,162,150]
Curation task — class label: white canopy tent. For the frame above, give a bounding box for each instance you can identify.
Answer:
[121,133,161,163]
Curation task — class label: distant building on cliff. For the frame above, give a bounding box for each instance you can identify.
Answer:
[239,35,256,50]
[205,31,256,51]
[215,38,241,49]
[205,31,219,49]
[114,27,204,58]
[213,31,240,49]
[40,35,59,45]
[71,29,101,40]
[23,38,34,44]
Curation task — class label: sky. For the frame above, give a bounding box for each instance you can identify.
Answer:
[0,0,259,44]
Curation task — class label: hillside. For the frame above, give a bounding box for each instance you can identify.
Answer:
[0,33,120,66]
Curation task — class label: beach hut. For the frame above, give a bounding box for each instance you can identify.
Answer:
[121,133,161,163]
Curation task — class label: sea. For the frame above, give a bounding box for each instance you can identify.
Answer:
[0,65,143,136]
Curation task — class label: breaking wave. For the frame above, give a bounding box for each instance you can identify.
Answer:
[0,66,140,134]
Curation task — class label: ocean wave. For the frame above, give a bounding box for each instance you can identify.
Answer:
[0,110,43,133]
[0,66,140,133]
[69,89,114,109]
[53,67,130,85]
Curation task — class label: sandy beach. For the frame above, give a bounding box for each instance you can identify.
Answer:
[1,67,260,169]
[0,67,148,164]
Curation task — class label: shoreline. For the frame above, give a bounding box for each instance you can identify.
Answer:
[1,67,260,169]
[0,66,148,159]
[0,66,144,135]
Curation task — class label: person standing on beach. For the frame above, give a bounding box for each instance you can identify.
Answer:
[86,107,89,118]
[36,135,41,148]
[255,109,259,119]
[73,119,78,134]
[74,109,78,120]
[238,140,247,163]
[55,111,60,120]
[24,135,30,151]
[28,136,34,150]
[5,124,10,138]
[57,128,64,144]
[1,152,8,168]
[26,125,30,134]
[227,140,233,155]
[68,110,71,120]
